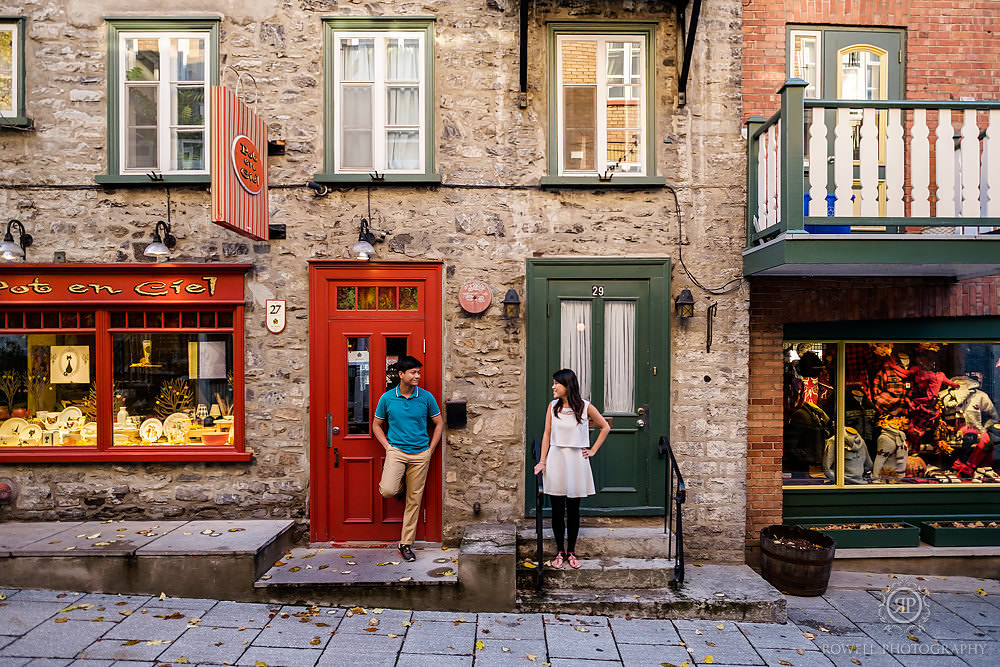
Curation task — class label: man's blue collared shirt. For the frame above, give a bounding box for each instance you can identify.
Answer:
[374,385,440,453]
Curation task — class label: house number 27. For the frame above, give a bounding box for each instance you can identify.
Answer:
[265,299,286,334]
[591,285,605,296]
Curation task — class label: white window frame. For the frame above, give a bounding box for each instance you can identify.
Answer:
[332,30,426,175]
[555,34,647,178]
[117,31,211,175]
[0,20,19,117]
[789,29,822,99]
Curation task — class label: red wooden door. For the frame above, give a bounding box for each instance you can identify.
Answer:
[308,262,442,543]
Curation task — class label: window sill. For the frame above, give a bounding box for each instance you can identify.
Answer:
[312,172,442,186]
[539,175,666,190]
[95,174,211,187]
[0,116,32,129]
[0,447,253,463]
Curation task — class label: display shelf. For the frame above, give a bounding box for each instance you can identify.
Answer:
[919,520,1000,547]
[800,522,920,548]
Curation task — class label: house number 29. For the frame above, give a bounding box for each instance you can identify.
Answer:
[591,285,605,296]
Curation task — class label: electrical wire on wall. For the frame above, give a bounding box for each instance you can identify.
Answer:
[665,183,745,296]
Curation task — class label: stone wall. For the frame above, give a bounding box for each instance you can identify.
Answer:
[0,0,748,562]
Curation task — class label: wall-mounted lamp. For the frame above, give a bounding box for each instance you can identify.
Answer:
[502,288,521,319]
[674,288,695,319]
[306,180,330,197]
[143,220,176,258]
[351,218,378,260]
[0,220,33,261]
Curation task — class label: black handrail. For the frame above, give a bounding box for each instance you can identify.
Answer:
[532,436,544,590]
[658,435,686,588]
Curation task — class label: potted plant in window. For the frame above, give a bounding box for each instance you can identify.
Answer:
[0,370,22,420]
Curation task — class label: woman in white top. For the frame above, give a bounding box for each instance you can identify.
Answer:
[533,368,611,569]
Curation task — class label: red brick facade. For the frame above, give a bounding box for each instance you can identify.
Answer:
[746,276,1000,553]
[742,0,1000,556]
[743,0,1000,122]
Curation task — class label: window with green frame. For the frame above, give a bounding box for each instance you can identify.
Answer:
[315,18,439,185]
[540,21,664,188]
[96,18,220,185]
[783,339,1000,488]
[0,17,29,127]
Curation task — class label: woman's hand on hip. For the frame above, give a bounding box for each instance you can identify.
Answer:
[533,462,545,475]
[582,448,595,459]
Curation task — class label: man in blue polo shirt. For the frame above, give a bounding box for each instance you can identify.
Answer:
[373,355,443,562]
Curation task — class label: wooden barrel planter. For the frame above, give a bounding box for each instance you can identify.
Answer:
[759,524,836,597]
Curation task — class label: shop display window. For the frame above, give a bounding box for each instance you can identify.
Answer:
[0,306,245,461]
[784,340,1000,487]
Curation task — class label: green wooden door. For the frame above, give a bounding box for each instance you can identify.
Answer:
[525,259,669,515]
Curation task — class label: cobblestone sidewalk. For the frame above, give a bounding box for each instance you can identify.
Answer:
[0,583,997,666]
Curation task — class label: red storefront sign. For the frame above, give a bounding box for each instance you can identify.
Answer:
[458,280,492,314]
[211,86,269,240]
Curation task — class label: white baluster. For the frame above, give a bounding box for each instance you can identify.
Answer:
[766,125,778,228]
[885,108,905,217]
[859,108,879,217]
[936,109,956,217]
[988,109,1000,218]
[912,109,931,217]
[808,107,828,217]
[961,109,981,219]
[756,133,767,231]
[833,108,854,217]
[775,123,782,226]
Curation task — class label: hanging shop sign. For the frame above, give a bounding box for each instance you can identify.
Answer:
[0,264,249,305]
[458,280,492,314]
[211,85,269,241]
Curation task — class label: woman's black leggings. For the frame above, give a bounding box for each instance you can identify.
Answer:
[549,495,581,553]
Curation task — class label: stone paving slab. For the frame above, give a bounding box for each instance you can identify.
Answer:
[609,617,681,645]
[257,544,458,587]
[929,594,1000,626]
[12,522,186,557]
[617,642,690,666]
[235,645,322,666]
[828,571,1000,595]
[197,601,276,629]
[478,613,544,640]
[395,655,471,667]
[787,607,866,636]
[0,619,117,659]
[676,621,765,665]
[7,591,84,603]
[545,621,618,660]
[336,608,410,634]
[739,621,818,650]
[139,597,218,614]
[757,647,835,666]
[548,659,621,666]
[321,631,404,659]
[471,639,547,666]
[77,637,170,663]
[0,602,65,634]
[251,605,339,648]
[158,626,255,665]
[402,619,476,655]
[135,520,293,556]
[0,523,83,557]
[809,635,902,667]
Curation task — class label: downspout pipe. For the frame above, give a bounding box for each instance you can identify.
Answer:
[678,0,702,106]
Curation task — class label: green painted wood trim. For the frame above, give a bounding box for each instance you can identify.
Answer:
[780,80,807,234]
[523,257,671,516]
[745,116,765,250]
[101,18,220,181]
[805,99,1000,111]
[545,21,658,178]
[783,488,1000,524]
[95,174,210,186]
[789,217,1000,227]
[321,18,436,178]
[784,316,1000,341]
[311,172,442,185]
[0,17,28,125]
[538,175,666,189]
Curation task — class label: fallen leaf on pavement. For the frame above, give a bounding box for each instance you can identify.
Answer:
[158,592,166,601]
[310,638,321,645]
[796,648,804,655]
[228,528,245,532]
[122,640,141,646]
[526,655,537,663]
[53,618,67,623]
[976,588,987,597]
[372,608,385,614]
[145,640,165,646]
[850,659,861,666]
[704,658,715,664]
[364,627,378,633]
[387,633,398,638]
[574,626,589,633]
[176,658,190,664]
[289,566,301,572]
[475,640,485,651]
[318,564,329,570]
[778,661,793,666]
[399,577,412,582]
[802,632,816,640]
[341,554,355,558]
[908,634,920,642]
[706,641,716,647]
[716,624,725,630]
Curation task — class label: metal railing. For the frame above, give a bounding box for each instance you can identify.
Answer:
[658,436,686,588]
[532,436,544,591]
[746,79,1000,249]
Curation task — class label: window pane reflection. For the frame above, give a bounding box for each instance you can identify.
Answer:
[347,337,370,434]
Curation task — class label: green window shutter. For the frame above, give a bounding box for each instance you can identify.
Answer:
[0,16,30,127]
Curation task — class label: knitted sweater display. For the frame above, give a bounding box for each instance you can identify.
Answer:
[871,357,914,415]
[823,429,873,484]
[873,425,908,478]
[906,368,957,440]
[939,376,999,432]
[845,389,877,455]
[784,403,833,469]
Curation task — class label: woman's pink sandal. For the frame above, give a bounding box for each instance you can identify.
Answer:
[567,553,582,569]
[552,553,565,569]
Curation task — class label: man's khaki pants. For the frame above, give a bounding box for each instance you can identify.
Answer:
[378,446,432,546]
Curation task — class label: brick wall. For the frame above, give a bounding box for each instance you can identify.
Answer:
[743,0,1000,120]
[745,275,1000,553]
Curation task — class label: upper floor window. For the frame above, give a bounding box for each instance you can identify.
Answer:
[98,19,219,185]
[544,23,661,186]
[0,17,29,127]
[318,19,438,184]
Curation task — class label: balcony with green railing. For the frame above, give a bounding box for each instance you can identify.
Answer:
[744,79,1000,278]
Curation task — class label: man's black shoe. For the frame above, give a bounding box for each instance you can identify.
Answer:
[398,543,416,562]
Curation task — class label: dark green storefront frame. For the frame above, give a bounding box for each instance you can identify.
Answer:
[524,258,671,517]
[782,316,1000,525]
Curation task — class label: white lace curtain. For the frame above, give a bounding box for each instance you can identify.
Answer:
[603,300,635,413]
[560,300,592,399]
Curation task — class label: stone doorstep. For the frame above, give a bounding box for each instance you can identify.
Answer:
[515,557,677,590]
[515,525,673,559]
[517,564,787,623]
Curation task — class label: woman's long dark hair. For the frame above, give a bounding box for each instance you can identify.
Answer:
[552,368,585,424]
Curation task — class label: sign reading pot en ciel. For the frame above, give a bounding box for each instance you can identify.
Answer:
[211,85,269,241]
[458,280,492,314]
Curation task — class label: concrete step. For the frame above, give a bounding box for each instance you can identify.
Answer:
[516,556,676,590]
[515,564,787,622]
[0,519,295,600]
[516,525,672,559]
